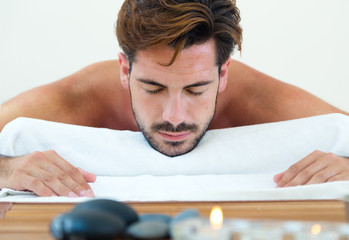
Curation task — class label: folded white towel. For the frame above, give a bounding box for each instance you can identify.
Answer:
[1,113,349,202]
[1,114,349,176]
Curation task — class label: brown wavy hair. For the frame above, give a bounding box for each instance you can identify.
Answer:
[116,0,242,66]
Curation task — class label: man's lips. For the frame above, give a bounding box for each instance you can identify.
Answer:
[158,131,192,141]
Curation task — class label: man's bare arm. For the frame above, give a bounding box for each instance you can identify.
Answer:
[0,61,123,196]
[214,60,349,189]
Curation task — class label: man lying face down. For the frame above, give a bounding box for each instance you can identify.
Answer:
[0,0,348,197]
[116,0,242,157]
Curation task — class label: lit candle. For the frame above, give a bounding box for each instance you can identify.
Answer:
[189,206,230,240]
[211,206,224,230]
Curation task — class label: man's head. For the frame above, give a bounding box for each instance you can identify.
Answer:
[116,0,242,157]
[117,0,242,66]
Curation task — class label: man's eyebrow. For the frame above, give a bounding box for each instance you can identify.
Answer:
[136,78,167,88]
[136,78,213,88]
[184,81,214,88]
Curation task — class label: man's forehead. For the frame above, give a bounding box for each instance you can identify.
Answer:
[132,40,218,74]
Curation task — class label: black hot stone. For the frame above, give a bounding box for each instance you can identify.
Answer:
[72,199,139,226]
[50,209,126,240]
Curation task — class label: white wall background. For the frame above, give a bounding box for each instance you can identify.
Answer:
[1,0,348,111]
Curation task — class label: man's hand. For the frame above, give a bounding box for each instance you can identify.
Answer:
[0,150,96,197]
[274,150,349,187]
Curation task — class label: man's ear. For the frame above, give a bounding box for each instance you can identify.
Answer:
[118,52,130,89]
[218,58,230,93]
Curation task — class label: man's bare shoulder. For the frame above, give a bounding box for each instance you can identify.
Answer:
[0,60,137,132]
[212,59,346,129]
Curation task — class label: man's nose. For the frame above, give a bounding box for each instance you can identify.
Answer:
[162,95,187,126]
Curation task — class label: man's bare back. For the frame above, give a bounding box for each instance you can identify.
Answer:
[0,59,343,133]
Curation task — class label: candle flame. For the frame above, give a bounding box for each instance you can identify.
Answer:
[210,206,223,230]
[311,224,321,235]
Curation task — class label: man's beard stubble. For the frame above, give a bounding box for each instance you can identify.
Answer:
[130,101,217,157]
[138,119,211,157]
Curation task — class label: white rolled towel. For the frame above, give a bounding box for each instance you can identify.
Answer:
[0,113,349,177]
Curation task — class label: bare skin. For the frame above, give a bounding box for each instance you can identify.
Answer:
[1,59,343,131]
[0,43,348,196]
